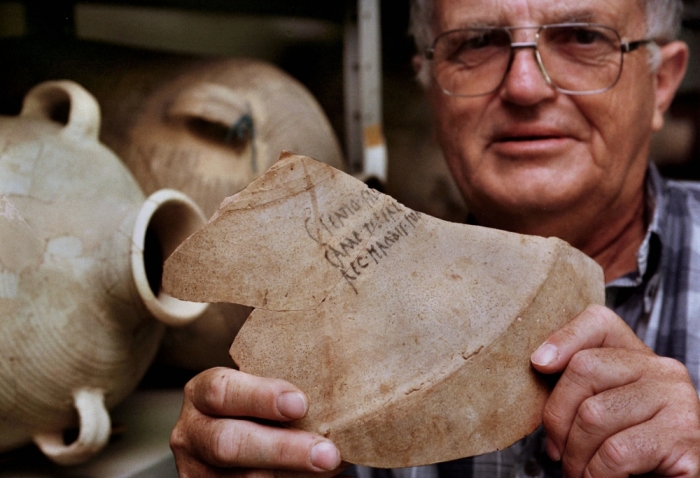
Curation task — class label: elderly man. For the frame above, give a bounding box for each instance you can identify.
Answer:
[169,0,700,476]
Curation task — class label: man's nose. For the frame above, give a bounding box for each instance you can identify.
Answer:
[499,45,557,104]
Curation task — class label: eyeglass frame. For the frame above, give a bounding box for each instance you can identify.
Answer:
[423,22,656,97]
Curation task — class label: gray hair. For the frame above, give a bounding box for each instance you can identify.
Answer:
[642,0,684,43]
[409,0,684,84]
[642,0,684,70]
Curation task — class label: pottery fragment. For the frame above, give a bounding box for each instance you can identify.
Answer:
[162,152,605,468]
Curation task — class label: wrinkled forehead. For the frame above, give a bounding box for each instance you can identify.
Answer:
[432,0,646,36]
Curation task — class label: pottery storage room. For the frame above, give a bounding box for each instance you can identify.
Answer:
[0,1,420,475]
[2,1,700,476]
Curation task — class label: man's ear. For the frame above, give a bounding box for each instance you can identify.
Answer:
[652,41,689,132]
[412,53,431,89]
[412,53,424,75]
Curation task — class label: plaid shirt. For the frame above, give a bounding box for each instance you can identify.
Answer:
[351,164,700,478]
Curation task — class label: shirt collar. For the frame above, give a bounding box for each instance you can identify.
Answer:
[607,163,665,288]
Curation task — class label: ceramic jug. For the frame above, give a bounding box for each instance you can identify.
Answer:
[0,80,207,465]
[92,57,346,370]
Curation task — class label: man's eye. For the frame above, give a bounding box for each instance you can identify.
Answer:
[443,33,492,57]
[435,29,510,64]
[464,33,494,49]
[549,27,611,46]
[572,28,603,44]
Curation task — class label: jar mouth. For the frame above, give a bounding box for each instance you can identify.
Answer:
[131,189,209,326]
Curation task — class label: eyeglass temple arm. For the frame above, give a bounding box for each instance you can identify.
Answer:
[622,39,655,53]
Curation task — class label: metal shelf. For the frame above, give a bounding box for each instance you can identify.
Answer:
[4,0,388,180]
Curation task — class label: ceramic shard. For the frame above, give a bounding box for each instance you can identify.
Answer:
[163,152,605,468]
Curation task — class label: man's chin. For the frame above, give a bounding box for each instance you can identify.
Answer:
[470,187,580,223]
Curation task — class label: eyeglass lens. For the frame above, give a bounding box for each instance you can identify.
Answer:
[431,24,624,97]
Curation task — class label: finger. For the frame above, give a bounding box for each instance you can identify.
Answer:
[173,459,347,478]
[241,464,351,478]
[585,418,700,478]
[179,416,341,471]
[560,380,665,477]
[187,367,308,421]
[531,304,650,374]
[542,348,652,461]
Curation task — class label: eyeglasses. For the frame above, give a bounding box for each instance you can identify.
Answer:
[424,23,654,97]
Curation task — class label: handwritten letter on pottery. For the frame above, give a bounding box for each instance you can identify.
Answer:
[163,152,605,468]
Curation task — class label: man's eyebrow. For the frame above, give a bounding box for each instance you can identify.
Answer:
[449,10,599,30]
[447,19,501,29]
[547,10,597,24]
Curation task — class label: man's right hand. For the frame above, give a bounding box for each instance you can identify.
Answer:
[170,367,344,477]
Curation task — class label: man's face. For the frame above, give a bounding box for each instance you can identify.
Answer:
[428,0,660,232]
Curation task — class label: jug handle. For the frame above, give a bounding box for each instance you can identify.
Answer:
[32,387,111,466]
[132,189,209,326]
[19,80,101,141]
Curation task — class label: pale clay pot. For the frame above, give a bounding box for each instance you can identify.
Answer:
[93,57,345,370]
[0,80,207,464]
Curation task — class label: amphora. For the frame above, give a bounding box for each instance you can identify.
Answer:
[94,57,345,370]
[0,80,207,465]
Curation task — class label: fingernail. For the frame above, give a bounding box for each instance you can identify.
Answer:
[310,441,341,471]
[531,343,558,366]
[545,436,561,461]
[276,392,307,419]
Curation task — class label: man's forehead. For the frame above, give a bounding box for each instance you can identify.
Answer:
[433,0,645,32]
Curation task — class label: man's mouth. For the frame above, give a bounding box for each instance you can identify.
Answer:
[497,134,562,142]
[489,127,574,156]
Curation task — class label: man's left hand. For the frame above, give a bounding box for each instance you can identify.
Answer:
[531,304,700,477]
